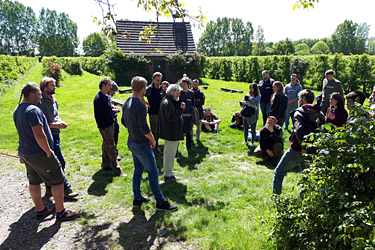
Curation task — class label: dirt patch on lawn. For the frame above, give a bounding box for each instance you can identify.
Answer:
[0,155,192,250]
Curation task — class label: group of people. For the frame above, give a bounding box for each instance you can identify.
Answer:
[93,73,222,211]
[237,69,370,195]
[13,67,373,220]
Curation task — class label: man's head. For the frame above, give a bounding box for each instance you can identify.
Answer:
[99,77,112,94]
[266,116,277,127]
[180,77,191,91]
[298,89,315,106]
[109,81,119,96]
[325,69,334,81]
[131,76,147,96]
[152,72,163,87]
[192,79,199,90]
[162,81,169,92]
[262,70,269,81]
[40,77,56,96]
[346,91,366,110]
[291,74,298,84]
[204,106,212,116]
[166,84,181,101]
[20,82,42,105]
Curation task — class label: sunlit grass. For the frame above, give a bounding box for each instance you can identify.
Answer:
[0,65,305,249]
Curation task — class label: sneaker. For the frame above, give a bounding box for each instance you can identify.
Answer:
[133,196,151,207]
[156,200,178,211]
[249,143,254,146]
[64,188,79,198]
[56,209,80,221]
[242,141,248,145]
[164,175,179,181]
[36,206,56,220]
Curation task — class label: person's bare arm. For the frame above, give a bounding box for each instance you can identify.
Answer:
[32,124,53,157]
[49,121,68,129]
[141,97,151,108]
[144,132,156,149]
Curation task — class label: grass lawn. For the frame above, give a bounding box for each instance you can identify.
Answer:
[0,64,304,249]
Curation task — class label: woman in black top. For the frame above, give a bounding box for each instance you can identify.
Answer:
[268,81,288,127]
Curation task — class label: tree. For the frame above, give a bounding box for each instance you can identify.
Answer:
[38,8,79,57]
[197,17,254,56]
[83,32,108,57]
[252,25,265,56]
[295,43,311,55]
[272,38,295,55]
[0,0,37,55]
[311,40,330,54]
[367,41,375,55]
[332,20,370,55]
[294,38,319,49]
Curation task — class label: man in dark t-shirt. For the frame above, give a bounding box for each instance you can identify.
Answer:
[202,106,221,135]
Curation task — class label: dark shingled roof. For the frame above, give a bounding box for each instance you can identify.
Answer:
[116,20,196,56]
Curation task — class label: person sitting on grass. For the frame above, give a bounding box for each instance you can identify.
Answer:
[202,106,221,135]
[253,116,283,165]
[230,111,244,129]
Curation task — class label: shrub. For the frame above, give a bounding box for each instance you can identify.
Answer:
[272,104,375,249]
[42,58,62,85]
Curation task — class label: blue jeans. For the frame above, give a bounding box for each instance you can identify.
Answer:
[260,101,271,126]
[127,140,165,204]
[284,103,298,129]
[277,118,286,128]
[182,116,193,149]
[46,134,70,190]
[272,148,306,195]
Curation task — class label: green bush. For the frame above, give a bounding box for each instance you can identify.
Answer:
[42,58,62,85]
[79,56,106,75]
[0,55,38,93]
[272,104,375,249]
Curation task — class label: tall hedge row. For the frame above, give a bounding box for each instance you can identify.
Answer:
[205,54,375,94]
[0,55,38,93]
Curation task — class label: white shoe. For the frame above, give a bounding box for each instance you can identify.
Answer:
[250,143,254,146]
[242,141,248,145]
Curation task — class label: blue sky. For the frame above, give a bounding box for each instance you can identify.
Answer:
[15,0,375,49]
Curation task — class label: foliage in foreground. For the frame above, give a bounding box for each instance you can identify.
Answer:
[272,104,375,249]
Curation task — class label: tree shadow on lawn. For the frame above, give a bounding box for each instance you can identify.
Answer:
[117,207,187,250]
[176,142,209,170]
[87,170,115,196]
[0,208,61,250]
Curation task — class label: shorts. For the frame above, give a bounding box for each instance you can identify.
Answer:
[19,152,65,186]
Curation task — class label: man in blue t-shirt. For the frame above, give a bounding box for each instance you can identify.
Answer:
[93,77,125,177]
[122,76,178,211]
[13,82,79,221]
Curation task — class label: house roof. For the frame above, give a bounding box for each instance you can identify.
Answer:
[116,20,196,56]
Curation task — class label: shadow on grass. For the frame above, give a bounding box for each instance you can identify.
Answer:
[117,207,187,250]
[176,142,209,170]
[0,208,61,250]
[87,170,115,196]
[159,180,190,206]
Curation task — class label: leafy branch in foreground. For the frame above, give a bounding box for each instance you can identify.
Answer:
[293,0,319,10]
[272,103,375,249]
[92,0,206,42]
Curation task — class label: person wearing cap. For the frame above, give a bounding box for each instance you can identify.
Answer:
[93,77,125,177]
[38,77,78,198]
[108,81,121,159]
[320,69,343,115]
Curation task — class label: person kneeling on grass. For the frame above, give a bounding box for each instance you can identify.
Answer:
[272,89,325,195]
[253,116,283,165]
[122,76,178,211]
[201,106,221,135]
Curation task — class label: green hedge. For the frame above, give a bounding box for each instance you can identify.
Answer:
[205,54,375,94]
[43,56,83,76]
[0,55,38,93]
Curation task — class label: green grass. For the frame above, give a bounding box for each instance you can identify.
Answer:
[0,65,305,249]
